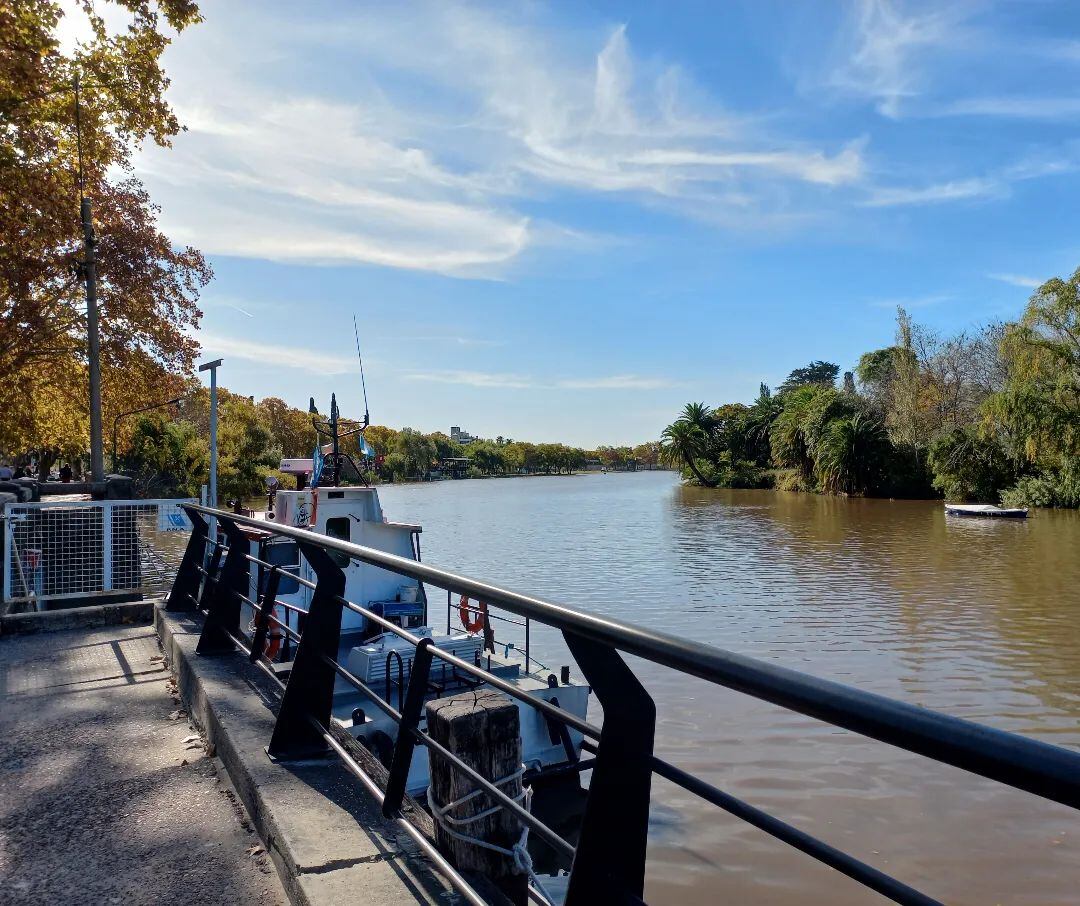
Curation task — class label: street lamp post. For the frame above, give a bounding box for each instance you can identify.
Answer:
[198,359,223,509]
[112,398,182,472]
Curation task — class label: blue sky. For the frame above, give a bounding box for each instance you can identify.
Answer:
[99,1,1080,445]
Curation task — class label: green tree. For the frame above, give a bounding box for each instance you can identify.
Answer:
[928,427,1014,503]
[778,361,839,394]
[660,418,715,487]
[393,428,437,479]
[814,414,889,496]
[216,396,279,501]
[125,412,207,497]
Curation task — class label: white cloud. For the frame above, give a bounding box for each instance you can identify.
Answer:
[823,0,962,118]
[197,332,361,374]
[860,177,999,207]
[941,96,1080,120]
[403,369,675,390]
[987,273,1042,289]
[133,4,869,276]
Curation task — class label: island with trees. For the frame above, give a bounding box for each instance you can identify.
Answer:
[660,274,1080,509]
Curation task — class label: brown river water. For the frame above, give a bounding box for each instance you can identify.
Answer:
[374,470,1080,905]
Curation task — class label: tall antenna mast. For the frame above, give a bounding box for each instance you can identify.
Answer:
[353,315,370,428]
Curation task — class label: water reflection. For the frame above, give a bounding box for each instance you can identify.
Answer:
[378,473,1080,905]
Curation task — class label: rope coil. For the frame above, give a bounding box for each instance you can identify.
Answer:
[428,766,555,905]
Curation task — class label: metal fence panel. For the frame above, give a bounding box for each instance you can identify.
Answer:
[2,499,195,606]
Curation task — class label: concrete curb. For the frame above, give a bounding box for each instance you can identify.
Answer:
[154,604,455,906]
[0,598,155,637]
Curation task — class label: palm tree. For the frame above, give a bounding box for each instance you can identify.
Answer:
[660,419,716,487]
[814,413,888,495]
[680,402,716,435]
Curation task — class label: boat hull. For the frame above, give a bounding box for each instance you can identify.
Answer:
[944,504,1028,519]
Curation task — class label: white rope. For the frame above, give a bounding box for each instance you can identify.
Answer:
[429,766,556,906]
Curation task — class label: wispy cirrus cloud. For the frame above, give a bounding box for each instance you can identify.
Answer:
[939,96,1080,120]
[135,3,870,277]
[987,273,1042,289]
[403,369,677,391]
[860,178,999,207]
[197,332,362,375]
[819,0,965,118]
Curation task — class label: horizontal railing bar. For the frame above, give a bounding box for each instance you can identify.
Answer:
[211,622,286,691]
[243,553,300,573]
[650,756,939,906]
[407,723,575,859]
[263,611,301,643]
[320,654,404,723]
[458,602,527,628]
[313,720,488,906]
[193,505,1080,810]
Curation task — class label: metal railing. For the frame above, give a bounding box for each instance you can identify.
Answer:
[168,504,1080,906]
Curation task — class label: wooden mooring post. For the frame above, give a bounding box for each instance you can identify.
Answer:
[426,689,527,906]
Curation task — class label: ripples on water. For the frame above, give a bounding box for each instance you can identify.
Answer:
[378,472,1080,905]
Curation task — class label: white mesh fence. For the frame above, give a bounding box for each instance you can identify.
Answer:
[2,499,195,605]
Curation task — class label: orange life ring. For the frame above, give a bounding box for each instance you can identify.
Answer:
[459,595,487,634]
[261,606,284,660]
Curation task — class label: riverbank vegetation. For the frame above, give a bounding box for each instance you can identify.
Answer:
[661,270,1080,507]
[117,384,661,500]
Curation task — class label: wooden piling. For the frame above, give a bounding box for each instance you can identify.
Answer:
[426,689,527,906]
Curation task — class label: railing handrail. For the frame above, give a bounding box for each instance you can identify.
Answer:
[189,504,1080,812]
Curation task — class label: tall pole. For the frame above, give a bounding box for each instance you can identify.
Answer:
[82,197,103,481]
[75,72,104,482]
[199,359,223,509]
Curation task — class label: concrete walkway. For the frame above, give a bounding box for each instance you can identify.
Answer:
[0,623,287,906]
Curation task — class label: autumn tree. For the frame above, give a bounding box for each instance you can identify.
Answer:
[257,397,317,458]
[0,1,209,467]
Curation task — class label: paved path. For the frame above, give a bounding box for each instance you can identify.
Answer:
[0,623,287,906]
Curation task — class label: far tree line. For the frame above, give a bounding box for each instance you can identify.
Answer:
[660,268,1080,509]
[94,386,661,502]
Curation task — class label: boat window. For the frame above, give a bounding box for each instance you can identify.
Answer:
[325,517,352,567]
[264,540,299,594]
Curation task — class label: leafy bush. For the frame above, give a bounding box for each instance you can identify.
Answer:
[772,468,806,492]
[126,415,208,498]
[928,428,1014,502]
[1001,465,1080,509]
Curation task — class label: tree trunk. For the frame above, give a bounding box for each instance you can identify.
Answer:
[687,457,716,488]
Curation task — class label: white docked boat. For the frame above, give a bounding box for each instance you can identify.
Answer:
[944,503,1029,519]
[230,413,589,796]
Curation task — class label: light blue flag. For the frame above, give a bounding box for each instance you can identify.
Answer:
[359,435,373,459]
[311,442,324,488]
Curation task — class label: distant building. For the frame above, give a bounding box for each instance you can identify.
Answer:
[450,426,476,445]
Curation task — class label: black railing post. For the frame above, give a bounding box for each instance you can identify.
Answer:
[166,506,207,612]
[196,517,248,655]
[267,543,346,760]
[249,566,282,664]
[382,637,434,817]
[198,533,225,611]
[563,632,655,906]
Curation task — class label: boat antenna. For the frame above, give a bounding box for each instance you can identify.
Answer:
[353,314,370,429]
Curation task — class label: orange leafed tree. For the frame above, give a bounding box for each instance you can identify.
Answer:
[0,0,209,472]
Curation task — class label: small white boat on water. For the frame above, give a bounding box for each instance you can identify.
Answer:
[944,503,1029,519]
